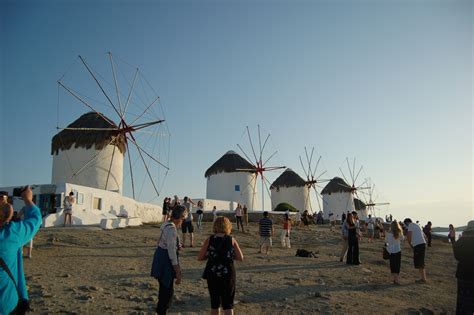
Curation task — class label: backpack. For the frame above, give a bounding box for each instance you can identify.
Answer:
[295,249,318,258]
[202,235,234,279]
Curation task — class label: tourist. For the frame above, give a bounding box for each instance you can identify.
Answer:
[0,186,42,315]
[150,206,186,315]
[162,197,170,222]
[302,210,310,231]
[341,211,346,223]
[281,213,291,248]
[448,224,456,244]
[346,212,360,265]
[198,216,244,315]
[234,203,244,232]
[295,210,302,229]
[329,212,335,231]
[212,206,218,222]
[423,221,432,247]
[258,211,274,255]
[170,195,180,210]
[404,218,427,283]
[366,214,375,243]
[0,191,13,227]
[317,211,324,224]
[453,220,474,314]
[242,204,248,226]
[181,197,195,247]
[339,213,349,262]
[386,220,405,285]
[196,201,204,230]
[63,191,75,227]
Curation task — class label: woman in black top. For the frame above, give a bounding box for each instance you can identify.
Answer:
[198,216,243,315]
[346,213,360,265]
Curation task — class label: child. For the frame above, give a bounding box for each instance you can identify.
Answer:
[281,214,291,248]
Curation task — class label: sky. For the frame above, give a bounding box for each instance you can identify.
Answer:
[1,0,472,227]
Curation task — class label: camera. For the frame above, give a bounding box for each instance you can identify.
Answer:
[12,186,30,197]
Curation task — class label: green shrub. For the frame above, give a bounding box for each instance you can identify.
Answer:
[273,203,298,212]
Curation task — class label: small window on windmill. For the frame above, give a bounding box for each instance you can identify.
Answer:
[76,193,84,205]
[235,185,240,192]
[93,197,102,210]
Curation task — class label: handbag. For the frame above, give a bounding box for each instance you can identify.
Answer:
[382,245,390,260]
[0,257,31,314]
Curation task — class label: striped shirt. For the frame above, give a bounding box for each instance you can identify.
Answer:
[259,217,273,237]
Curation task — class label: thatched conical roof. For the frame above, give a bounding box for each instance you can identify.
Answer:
[270,168,306,189]
[354,198,366,211]
[321,177,352,195]
[205,151,256,178]
[51,112,126,155]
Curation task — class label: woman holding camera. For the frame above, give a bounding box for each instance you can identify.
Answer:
[0,187,42,314]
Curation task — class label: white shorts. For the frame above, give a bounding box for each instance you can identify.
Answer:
[259,236,272,247]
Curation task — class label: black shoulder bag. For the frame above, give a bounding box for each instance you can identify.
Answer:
[0,257,31,314]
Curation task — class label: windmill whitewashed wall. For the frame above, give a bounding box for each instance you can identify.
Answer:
[51,112,125,194]
[270,168,308,212]
[205,151,258,210]
[321,177,355,220]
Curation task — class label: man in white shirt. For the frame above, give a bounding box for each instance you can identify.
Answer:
[366,215,375,243]
[404,218,427,283]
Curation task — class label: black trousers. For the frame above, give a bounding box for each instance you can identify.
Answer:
[347,231,360,265]
[157,278,174,315]
[389,251,401,274]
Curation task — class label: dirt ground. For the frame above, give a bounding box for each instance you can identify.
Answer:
[23,221,457,314]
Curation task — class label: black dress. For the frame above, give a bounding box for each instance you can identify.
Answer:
[203,235,236,310]
[346,227,360,265]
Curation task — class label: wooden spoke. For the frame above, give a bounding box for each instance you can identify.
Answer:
[125,142,136,200]
[79,55,122,120]
[263,150,278,166]
[127,136,169,170]
[108,52,123,118]
[299,156,309,178]
[104,142,117,190]
[246,126,258,163]
[237,143,255,167]
[122,68,139,118]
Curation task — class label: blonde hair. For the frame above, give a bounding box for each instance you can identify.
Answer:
[213,216,232,235]
[391,220,403,239]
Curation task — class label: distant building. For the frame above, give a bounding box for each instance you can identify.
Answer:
[205,150,258,210]
[270,168,308,212]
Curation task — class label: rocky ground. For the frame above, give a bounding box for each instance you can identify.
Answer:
[24,222,457,314]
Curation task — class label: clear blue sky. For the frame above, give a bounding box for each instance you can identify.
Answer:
[1,0,472,227]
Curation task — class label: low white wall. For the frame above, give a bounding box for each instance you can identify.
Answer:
[0,182,162,228]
